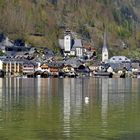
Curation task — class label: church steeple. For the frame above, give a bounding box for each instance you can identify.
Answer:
[103,31,107,48]
[102,31,109,63]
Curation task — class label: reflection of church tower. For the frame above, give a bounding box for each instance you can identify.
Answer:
[101,79,108,136]
[102,31,109,63]
[63,79,71,137]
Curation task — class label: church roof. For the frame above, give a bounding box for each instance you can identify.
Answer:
[73,39,83,48]
[58,38,82,50]
[63,58,82,68]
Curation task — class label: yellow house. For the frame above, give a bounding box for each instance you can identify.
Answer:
[2,60,23,76]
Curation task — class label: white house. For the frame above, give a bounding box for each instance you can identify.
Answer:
[73,39,83,57]
[59,30,83,57]
[109,56,131,63]
[102,32,109,63]
[3,37,13,47]
[0,60,3,70]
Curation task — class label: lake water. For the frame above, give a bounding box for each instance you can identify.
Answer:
[0,78,140,140]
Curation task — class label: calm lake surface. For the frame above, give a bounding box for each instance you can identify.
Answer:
[0,78,140,140]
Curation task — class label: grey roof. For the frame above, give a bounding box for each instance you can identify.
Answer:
[0,45,5,51]
[47,62,64,68]
[23,60,38,66]
[102,46,108,52]
[71,47,76,51]
[73,39,83,48]
[1,58,23,63]
[109,63,131,70]
[59,39,82,50]
[109,56,131,63]
[0,58,38,66]
[0,56,6,59]
[63,58,82,68]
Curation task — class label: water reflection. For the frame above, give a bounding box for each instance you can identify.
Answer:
[0,79,2,125]
[63,78,85,137]
[101,79,108,136]
[0,78,139,139]
[63,78,71,137]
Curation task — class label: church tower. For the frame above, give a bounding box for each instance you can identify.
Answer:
[64,29,72,53]
[102,31,109,63]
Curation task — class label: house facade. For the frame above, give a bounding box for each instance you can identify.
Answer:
[109,56,131,63]
[2,59,23,76]
[22,62,36,74]
[0,59,40,76]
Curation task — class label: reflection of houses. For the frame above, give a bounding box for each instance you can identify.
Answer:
[59,30,84,57]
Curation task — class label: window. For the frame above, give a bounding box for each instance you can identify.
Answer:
[80,49,82,55]
[77,48,80,55]
[77,49,79,55]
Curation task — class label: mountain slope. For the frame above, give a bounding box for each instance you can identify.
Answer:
[0,0,140,58]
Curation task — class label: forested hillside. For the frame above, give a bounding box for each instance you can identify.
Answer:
[0,0,140,58]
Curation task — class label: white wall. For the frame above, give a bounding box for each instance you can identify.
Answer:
[0,60,3,70]
[64,35,71,52]
[102,49,108,63]
[76,48,83,57]
[70,50,75,56]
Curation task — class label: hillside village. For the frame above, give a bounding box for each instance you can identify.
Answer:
[0,30,139,78]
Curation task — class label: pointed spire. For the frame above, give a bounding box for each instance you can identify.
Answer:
[103,30,107,49]
[102,29,109,63]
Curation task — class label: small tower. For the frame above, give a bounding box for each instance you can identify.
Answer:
[102,31,109,63]
[64,29,72,54]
